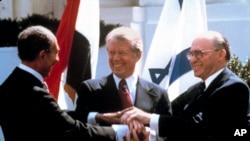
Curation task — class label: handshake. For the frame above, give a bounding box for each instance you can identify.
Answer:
[96,107,152,141]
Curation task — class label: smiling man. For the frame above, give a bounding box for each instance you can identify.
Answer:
[120,31,250,141]
[71,26,171,140]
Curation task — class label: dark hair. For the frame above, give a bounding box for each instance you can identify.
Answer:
[17,25,53,61]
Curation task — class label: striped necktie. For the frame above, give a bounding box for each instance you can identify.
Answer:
[118,79,133,109]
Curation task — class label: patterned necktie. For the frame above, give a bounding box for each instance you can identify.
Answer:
[118,79,133,109]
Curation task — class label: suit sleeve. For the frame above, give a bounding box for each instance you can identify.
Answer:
[158,82,250,139]
[157,88,172,115]
[34,88,116,141]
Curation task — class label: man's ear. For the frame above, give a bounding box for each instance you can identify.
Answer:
[219,49,227,60]
[38,50,47,60]
[135,51,142,61]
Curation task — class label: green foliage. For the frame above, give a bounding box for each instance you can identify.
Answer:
[18,14,59,34]
[0,14,59,47]
[0,18,20,47]
[99,20,121,46]
[228,55,250,84]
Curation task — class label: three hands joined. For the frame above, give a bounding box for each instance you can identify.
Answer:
[96,107,152,141]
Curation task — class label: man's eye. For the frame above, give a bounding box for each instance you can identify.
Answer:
[109,52,115,55]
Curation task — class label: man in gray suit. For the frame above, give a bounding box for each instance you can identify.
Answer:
[72,27,171,133]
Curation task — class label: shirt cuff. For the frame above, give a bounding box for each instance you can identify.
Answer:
[87,112,98,125]
[112,124,129,141]
[150,113,160,135]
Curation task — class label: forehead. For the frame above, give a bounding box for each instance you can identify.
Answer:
[191,37,213,50]
[107,39,131,50]
[49,36,59,51]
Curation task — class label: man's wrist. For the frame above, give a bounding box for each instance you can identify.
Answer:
[150,114,160,134]
[88,112,98,125]
[112,124,129,141]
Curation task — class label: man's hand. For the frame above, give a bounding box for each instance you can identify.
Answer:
[125,126,150,141]
[95,111,123,124]
[120,107,152,125]
[95,107,146,125]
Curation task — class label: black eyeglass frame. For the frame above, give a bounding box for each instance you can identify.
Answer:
[186,49,221,60]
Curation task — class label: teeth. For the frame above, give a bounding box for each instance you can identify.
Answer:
[114,64,123,67]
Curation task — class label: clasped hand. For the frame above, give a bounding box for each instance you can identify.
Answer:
[96,107,151,141]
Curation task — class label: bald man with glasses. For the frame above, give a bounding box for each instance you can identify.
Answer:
[120,31,250,141]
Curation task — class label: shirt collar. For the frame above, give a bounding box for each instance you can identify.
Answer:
[203,67,225,90]
[18,63,44,83]
[113,73,138,91]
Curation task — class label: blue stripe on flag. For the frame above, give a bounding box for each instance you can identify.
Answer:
[169,47,191,85]
[149,59,171,85]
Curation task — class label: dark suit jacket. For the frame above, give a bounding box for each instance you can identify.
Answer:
[158,68,250,141]
[0,67,116,141]
[72,73,171,125]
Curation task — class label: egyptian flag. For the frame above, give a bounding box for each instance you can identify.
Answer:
[45,0,100,110]
[63,31,91,105]
[45,0,80,100]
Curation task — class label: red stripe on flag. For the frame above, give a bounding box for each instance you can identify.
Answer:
[45,0,80,100]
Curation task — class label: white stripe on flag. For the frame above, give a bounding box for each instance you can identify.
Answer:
[58,0,100,110]
[75,0,100,79]
[167,0,207,101]
[141,0,180,87]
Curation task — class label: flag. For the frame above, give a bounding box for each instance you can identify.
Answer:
[141,0,207,101]
[45,0,80,100]
[166,0,207,101]
[58,0,100,110]
[74,0,100,79]
[141,0,180,86]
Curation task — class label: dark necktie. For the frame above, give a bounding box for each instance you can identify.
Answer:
[118,79,133,109]
[199,82,205,93]
[196,81,205,101]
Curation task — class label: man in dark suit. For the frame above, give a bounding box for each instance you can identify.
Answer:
[120,31,250,141]
[72,27,171,140]
[0,25,132,141]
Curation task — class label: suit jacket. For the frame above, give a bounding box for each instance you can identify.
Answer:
[158,68,250,141]
[0,67,116,141]
[72,73,171,125]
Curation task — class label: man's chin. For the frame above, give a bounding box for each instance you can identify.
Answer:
[193,72,200,78]
[113,72,126,78]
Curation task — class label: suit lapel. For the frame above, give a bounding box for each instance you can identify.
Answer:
[175,83,203,114]
[203,68,229,97]
[184,68,230,113]
[134,78,157,110]
[105,74,123,110]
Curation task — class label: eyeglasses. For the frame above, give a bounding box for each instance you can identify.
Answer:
[186,49,220,60]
